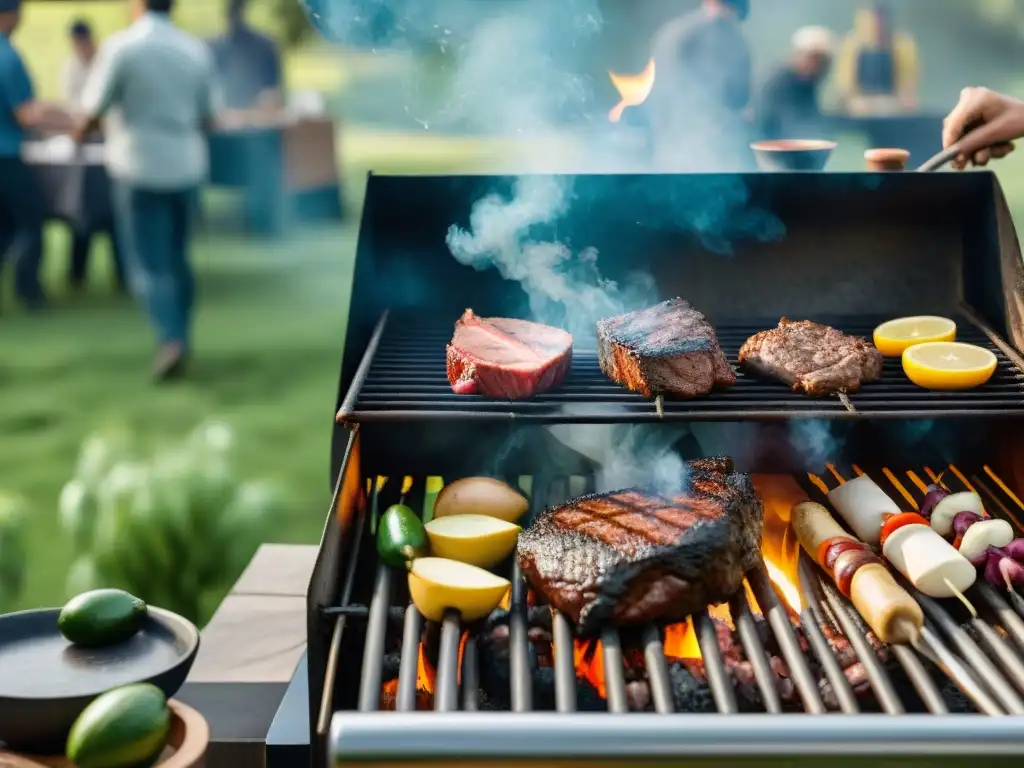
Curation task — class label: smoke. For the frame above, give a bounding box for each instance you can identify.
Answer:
[788,420,847,469]
[446,176,656,339]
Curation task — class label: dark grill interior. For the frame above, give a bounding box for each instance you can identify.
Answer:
[338,312,1024,423]
[322,462,1024,729]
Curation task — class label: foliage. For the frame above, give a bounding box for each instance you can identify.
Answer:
[270,0,315,47]
[0,494,27,612]
[58,422,283,625]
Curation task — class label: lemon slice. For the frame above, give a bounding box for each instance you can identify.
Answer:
[902,342,997,390]
[425,515,521,569]
[873,316,957,357]
[408,557,510,622]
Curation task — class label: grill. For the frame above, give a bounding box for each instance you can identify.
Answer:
[308,170,1024,766]
[339,312,1024,422]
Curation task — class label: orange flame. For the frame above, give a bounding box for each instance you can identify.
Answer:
[608,58,656,123]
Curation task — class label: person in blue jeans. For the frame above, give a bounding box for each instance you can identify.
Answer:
[72,0,217,380]
[0,0,74,311]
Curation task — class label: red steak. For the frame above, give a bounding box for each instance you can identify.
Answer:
[446,309,573,399]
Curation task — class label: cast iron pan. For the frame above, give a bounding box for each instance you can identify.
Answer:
[0,606,199,753]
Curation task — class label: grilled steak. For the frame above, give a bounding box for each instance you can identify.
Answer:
[516,457,763,634]
[446,309,573,399]
[596,298,736,399]
[738,318,884,396]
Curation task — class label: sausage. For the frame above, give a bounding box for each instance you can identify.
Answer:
[881,523,977,598]
[827,476,900,546]
[793,502,923,644]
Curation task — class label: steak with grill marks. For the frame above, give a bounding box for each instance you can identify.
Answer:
[446,309,573,399]
[516,457,764,634]
[738,318,883,396]
[596,298,736,399]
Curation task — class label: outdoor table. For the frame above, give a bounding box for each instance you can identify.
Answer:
[208,116,343,237]
[22,138,112,234]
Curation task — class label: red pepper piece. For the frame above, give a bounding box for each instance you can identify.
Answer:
[879,512,930,548]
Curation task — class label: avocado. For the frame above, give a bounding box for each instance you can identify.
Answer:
[59,588,147,648]
[66,683,171,768]
[376,504,428,568]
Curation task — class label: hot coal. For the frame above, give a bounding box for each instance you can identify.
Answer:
[517,457,764,634]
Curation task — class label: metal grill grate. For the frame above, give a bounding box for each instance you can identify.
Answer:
[338,312,1024,423]
[320,463,1024,737]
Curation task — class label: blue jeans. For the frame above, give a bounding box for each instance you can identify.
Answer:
[0,156,45,303]
[112,182,197,347]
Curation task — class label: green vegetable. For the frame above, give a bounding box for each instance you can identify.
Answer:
[66,683,171,768]
[376,504,428,568]
[59,589,147,648]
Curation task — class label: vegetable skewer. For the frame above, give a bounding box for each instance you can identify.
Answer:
[920,484,1024,591]
[827,476,977,599]
[793,501,923,645]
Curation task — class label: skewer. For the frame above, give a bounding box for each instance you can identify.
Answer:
[654,394,664,418]
[838,390,855,412]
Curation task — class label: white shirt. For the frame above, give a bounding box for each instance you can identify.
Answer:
[81,13,218,190]
[61,55,92,111]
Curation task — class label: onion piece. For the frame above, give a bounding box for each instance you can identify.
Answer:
[930,492,986,537]
[1003,538,1024,561]
[1000,557,1024,590]
[919,485,949,520]
[952,511,984,538]
[957,519,1014,565]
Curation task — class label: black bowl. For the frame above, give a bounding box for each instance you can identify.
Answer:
[750,139,837,171]
[0,606,199,752]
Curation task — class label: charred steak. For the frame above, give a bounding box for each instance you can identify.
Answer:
[446,309,573,399]
[596,299,736,399]
[738,318,883,396]
[516,457,764,634]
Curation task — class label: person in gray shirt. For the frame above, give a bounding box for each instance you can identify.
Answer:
[73,0,217,380]
[648,0,752,171]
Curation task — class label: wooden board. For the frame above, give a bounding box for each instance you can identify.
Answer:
[0,700,208,768]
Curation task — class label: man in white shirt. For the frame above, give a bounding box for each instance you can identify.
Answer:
[61,19,95,111]
[73,0,217,380]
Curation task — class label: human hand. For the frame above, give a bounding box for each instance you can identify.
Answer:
[942,87,1024,169]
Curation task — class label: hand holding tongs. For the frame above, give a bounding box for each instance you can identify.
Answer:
[918,88,1024,172]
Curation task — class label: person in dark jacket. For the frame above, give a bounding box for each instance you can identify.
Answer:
[757,26,835,141]
[648,0,752,171]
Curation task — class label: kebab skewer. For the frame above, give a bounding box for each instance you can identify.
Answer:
[919,483,1024,591]
[793,501,923,644]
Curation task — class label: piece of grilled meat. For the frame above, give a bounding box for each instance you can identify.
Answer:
[516,457,764,635]
[596,298,736,399]
[738,318,883,396]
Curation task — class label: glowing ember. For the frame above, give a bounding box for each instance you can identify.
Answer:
[379,633,470,710]
[608,58,656,123]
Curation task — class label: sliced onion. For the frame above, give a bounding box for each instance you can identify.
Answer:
[1000,557,1024,590]
[958,519,1014,565]
[931,492,986,537]
[952,511,984,538]
[919,485,948,520]
[985,551,1005,588]
[1004,538,1024,561]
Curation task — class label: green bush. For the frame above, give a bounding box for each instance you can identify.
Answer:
[59,422,283,625]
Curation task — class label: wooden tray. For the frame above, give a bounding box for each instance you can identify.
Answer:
[0,700,208,768]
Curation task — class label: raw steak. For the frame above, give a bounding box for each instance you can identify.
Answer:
[516,457,764,634]
[596,298,736,398]
[446,309,573,399]
[738,318,883,396]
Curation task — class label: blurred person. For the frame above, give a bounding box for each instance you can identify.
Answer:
[940,87,1023,170]
[648,0,753,171]
[72,0,218,380]
[757,26,835,141]
[62,20,96,111]
[0,0,74,311]
[63,19,127,296]
[209,0,282,112]
[836,3,919,114]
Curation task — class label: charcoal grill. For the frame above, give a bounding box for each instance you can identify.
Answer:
[309,171,1024,766]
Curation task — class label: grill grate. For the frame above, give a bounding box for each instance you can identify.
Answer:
[323,463,1024,736]
[338,312,1024,423]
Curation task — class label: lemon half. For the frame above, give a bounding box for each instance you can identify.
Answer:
[873,316,957,357]
[425,514,520,569]
[408,557,510,622]
[902,342,997,390]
